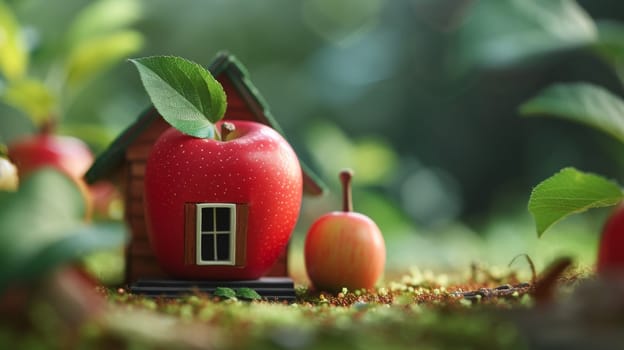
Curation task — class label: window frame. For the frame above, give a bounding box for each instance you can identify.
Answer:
[195,203,237,266]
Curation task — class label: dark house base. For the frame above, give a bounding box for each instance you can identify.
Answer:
[129,277,296,302]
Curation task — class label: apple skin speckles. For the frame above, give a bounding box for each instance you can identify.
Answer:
[144,120,303,280]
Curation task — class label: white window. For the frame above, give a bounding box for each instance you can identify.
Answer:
[195,203,236,265]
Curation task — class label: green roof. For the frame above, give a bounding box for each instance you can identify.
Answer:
[85,51,326,195]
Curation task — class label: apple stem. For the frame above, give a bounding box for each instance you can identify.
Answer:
[339,169,354,212]
[39,118,57,135]
[220,122,235,141]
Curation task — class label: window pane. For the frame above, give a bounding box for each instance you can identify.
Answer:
[200,234,215,261]
[216,207,230,231]
[216,234,230,260]
[201,207,214,232]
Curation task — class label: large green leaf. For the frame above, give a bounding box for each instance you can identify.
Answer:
[0,169,126,290]
[130,56,227,139]
[520,82,624,144]
[455,0,596,71]
[65,30,143,88]
[592,20,624,83]
[0,1,27,81]
[528,167,623,236]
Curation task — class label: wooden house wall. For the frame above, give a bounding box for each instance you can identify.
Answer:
[124,116,171,282]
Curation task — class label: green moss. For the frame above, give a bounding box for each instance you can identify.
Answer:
[0,269,550,349]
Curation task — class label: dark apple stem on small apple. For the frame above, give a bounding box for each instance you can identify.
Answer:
[39,118,57,135]
[220,122,236,141]
[340,169,354,212]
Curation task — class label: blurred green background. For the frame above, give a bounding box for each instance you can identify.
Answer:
[3,0,624,280]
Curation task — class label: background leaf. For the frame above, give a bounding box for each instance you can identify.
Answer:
[65,0,142,46]
[65,30,143,88]
[0,169,126,290]
[2,79,56,124]
[0,1,27,81]
[454,0,596,71]
[592,20,624,83]
[130,56,227,139]
[520,82,624,144]
[58,122,116,153]
[19,223,126,285]
[528,167,623,236]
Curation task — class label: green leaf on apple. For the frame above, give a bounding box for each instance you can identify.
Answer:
[520,82,624,144]
[0,169,127,291]
[528,167,623,237]
[130,56,227,139]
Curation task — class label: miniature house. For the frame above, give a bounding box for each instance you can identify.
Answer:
[85,52,325,283]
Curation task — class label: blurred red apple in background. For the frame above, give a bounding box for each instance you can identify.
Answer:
[8,130,94,179]
[597,203,624,276]
[7,124,120,219]
[305,169,385,292]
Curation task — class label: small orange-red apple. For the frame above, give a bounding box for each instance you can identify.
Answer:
[304,169,385,291]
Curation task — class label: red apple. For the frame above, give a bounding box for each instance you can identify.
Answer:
[6,129,124,219]
[144,120,303,280]
[597,203,624,276]
[304,170,385,291]
[8,132,94,180]
[8,131,95,217]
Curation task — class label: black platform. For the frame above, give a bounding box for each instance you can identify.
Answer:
[129,277,296,301]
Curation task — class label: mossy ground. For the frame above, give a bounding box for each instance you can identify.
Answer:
[1,266,573,350]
